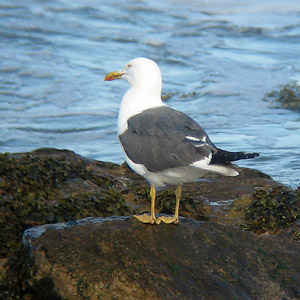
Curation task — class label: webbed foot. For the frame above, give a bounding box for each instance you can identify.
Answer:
[159,215,179,224]
[134,213,161,225]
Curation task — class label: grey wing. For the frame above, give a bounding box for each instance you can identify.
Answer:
[119,106,216,172]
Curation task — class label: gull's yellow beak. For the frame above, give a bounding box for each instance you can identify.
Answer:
[104,71,124,81]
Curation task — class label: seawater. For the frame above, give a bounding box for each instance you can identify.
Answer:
[1,0,300,188]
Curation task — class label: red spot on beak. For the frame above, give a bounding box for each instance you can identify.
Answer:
[104,71,123,81]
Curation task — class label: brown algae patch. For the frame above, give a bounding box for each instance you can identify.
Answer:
[0,150,132,258]
[241,186,300,234]
[265,82,300,112]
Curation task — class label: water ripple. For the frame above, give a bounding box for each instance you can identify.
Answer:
[1,0,300,187]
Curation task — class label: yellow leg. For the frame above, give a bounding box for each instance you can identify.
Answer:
[159,184,182,224]
[174,183,182,223]
[150,185,156,221]
[134,185,161,224]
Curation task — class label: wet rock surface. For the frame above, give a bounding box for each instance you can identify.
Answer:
[0,148,285,258]
[13,217,300,300]
[0,148,299,299]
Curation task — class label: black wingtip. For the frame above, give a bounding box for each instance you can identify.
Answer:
[245,152,260,159]
[211,149,260,164]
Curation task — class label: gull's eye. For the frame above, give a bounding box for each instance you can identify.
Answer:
[126,64,132,69]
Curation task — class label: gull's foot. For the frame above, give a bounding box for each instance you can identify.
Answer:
[134,214,161,225]
[159,216,179,224]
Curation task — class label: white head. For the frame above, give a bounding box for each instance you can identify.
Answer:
[105,58,165,134]
[105,57,163,97]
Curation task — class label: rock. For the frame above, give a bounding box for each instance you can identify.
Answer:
[264,82,300,112]
[242,187,300,234]
[1,148,300,299]
[11,216,300,300]
[0,148,284,259]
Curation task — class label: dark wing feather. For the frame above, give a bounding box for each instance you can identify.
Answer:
[119,106,214,172]
[210,148,259,164]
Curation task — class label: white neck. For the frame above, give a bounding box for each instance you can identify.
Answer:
[118,87,165,135]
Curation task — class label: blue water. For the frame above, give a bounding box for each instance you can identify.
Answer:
[1,0,300,188]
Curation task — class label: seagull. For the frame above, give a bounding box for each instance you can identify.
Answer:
[104,57,259,225]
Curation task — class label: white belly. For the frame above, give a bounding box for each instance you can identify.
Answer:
[123,150,209,187]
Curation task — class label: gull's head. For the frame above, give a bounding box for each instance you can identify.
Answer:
[105,57,162,94]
